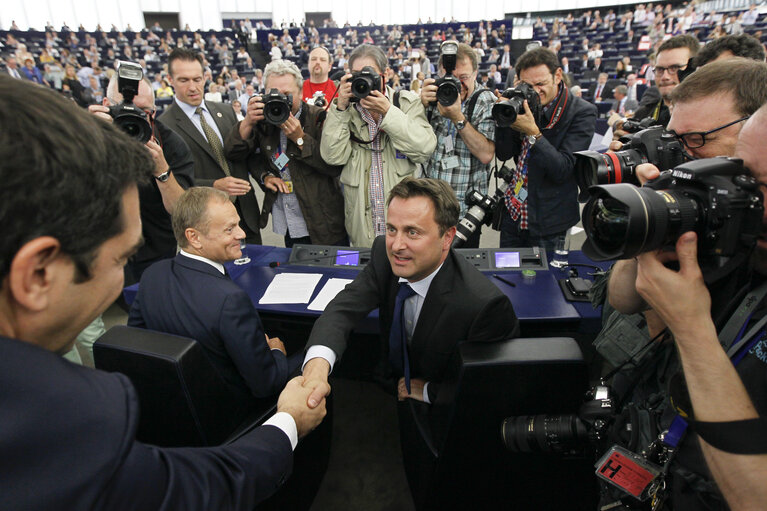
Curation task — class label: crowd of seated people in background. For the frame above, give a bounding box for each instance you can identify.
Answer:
[1,4,765,121]
[3,3,767,510]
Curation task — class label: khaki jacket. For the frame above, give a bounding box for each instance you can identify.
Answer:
[320,87,437,247]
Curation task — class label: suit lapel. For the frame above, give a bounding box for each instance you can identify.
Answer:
[167,102,219,163]
[208,102,233,143]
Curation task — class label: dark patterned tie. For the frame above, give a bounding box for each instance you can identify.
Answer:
[195,106,231,176]
[389,283,417,393]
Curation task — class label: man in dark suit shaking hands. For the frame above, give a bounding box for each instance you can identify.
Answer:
[129,187,295,400]
[0,76,325,510]
[160,48,262,243]
[302,177,520,407]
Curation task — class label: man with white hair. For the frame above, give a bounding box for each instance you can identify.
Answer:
[225,59,347,247]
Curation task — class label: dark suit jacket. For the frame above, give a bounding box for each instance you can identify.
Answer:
[306,236,520,401]
[588,82,613,102]
[224,102,346,244]
[159,99,262,242]
[128,254,288,399]
[496,88,597,237]
[0,334,292,511]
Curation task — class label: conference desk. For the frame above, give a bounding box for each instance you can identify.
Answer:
[124,245,610,336]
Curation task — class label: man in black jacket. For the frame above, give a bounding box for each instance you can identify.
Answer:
[89,74,195,281]
[495,48,596,251]
[225,60,347,247]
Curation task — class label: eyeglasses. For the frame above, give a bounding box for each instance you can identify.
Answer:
[652,64,687,76]
[669,116,750,149]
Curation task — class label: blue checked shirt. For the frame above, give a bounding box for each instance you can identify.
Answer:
[271,105,310,239]
[423,85,496,217]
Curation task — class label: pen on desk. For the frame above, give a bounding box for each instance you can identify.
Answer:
[492,274,516,287]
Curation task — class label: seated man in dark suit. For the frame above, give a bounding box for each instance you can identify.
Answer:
[129,187,294,400]
[302,177,520,408]
[0,76,325,510]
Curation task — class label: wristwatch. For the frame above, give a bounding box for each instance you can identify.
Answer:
[296,137,304,147]
[455,118,467,131]
[527,132,543,145]
[155,170,171,182]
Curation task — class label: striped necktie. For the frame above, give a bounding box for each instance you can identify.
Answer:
[195,106,231,177]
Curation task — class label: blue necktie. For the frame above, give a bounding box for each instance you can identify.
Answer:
[389,283,417,393]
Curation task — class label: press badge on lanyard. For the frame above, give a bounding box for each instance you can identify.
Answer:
[441,130,459,170]
[272,150,293,193]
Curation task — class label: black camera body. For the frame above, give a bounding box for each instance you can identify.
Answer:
[491,82,542,127]
[453,167,514,247]
[108,60,152,143]
[350,66,382,102]
[621,116,658,134]
[435,40,461,106]
[262,88,293,125]
[502,385,615,455]
[581,157,764,263]
[307,91,327,108]
[574,126,687,202]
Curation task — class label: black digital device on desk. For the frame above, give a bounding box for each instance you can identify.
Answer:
[288,245,372,268]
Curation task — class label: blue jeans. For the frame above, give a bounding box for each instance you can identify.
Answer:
[498,207,566,254]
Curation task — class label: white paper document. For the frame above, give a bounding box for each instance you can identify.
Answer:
[259,272,323,304]
[307,278,354,311]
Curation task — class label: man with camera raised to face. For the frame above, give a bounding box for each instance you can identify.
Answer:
[495,47,596,251]
[320,44,436,248]
[224,59,347,247]
[88,69,195,281]
[599,58,767,511]
[419,42,497,248]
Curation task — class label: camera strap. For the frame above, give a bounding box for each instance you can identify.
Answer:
[717,279,767,351]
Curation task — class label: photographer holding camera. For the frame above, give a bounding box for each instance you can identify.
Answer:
[593,59,767,510]
[420,41,497,248]
[224,60,346,247]
[320,44,436,248]
[494,48,596,251]
[88,61,195,281]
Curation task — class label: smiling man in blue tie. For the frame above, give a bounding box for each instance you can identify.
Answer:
[301,177,519,405]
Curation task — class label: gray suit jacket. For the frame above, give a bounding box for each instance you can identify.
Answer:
[160,99,262,242]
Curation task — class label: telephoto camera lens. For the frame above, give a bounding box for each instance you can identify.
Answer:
[435,77,461,106]
[502,415,590,454]
[262,88,292,125]
[491,96,525,126]
[108,104,152,143]
[350,66,381,101]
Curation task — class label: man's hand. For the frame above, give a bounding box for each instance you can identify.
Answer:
[280,114,305,143]
[87,104,113,123]
[266,334,286,355]
[213,176,251,196]
[635,163,661,185]
[609,140,624,151]
[264,175,290,193]
[420,78,437,107]
[359,89,391,117]
[243,95,264,126]
[509,100,540,137]
[397,377,426,402]
[635,232,712,342]
[302,357,331,409]
[436,91,464,123]
[336,73,353,111]
[145,138,170,179]
[277,376,327,438]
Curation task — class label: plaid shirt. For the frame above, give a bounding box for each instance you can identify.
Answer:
[355,103,387,237]
[423,85,496,217]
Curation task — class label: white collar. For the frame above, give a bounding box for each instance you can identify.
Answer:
[179,249,226,275]
[398,261,444,299]
[175,97,207,117]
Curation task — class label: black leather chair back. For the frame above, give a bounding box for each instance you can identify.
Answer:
[399,337,597,510]
[94,325,271,447]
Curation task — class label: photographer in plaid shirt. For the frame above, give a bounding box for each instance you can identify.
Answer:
[420,43,497,248]
[495,48,596,251]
